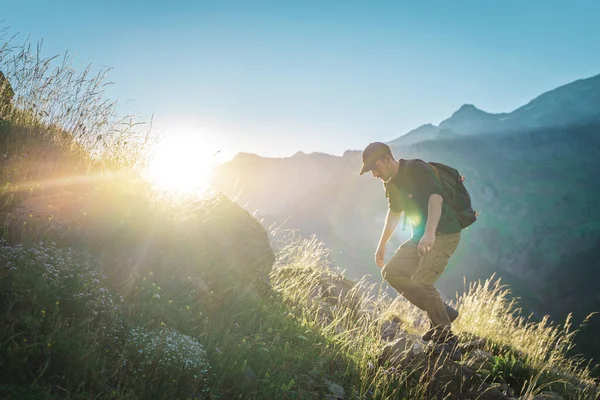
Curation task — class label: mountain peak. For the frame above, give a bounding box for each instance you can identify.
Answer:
[452,104,486,117]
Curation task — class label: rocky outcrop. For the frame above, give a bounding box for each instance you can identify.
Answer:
[7,189,275,287]
[0,71,14,116]
[197,193,276,281]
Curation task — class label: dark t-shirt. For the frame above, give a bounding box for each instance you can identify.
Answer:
[384,159,461,239]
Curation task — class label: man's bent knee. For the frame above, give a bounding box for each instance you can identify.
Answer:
[381,266,415,291]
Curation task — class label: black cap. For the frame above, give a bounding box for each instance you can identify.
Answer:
[359,142,393,175]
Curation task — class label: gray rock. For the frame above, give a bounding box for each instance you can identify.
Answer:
[324,379,346,400]
[460,338,488,353]
[242,366,257,388]
[0,71,14,113]
[378,332,417,367]
[427,361,511,400]
[468,349,495,369]
[520,392,565,400]
[379,320,401,342]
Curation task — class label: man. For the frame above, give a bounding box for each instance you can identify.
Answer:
[359,142,462,357]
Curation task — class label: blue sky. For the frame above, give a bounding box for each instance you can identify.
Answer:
[3,0,600,159]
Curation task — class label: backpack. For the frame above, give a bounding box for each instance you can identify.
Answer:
[403,159,478,229]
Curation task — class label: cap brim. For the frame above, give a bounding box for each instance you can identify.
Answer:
[359,164,372,175]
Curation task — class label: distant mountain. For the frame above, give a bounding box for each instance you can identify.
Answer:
[211,151,357,216]
[390,73,600,147]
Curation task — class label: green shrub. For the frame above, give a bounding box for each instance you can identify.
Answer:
[0,239,123,390]
[120,326,210,398]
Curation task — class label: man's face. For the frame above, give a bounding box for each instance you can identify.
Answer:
[370,156,394,182]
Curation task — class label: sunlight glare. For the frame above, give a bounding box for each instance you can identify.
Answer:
[145,127,224,196]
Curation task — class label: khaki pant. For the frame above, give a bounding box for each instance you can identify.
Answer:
[381,232,460,331]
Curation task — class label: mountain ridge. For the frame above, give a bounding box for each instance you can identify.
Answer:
[389,72,600,147]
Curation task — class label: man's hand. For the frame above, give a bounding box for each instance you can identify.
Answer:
[418,232,436,257]
[375,244,386,268]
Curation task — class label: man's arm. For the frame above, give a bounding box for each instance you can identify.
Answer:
[409,161,446,256]
[424,194,443,236]
[376,209,402,267]
[379,209,402,248]
[418,193,443,256]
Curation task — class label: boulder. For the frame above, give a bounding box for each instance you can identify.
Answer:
[379,319,402,342]
[199,193,275,281]
[465,349,495,371]
[324,379,346,400]
[378,332,425,368]
[424,360,511,400]
[520,392,565,400]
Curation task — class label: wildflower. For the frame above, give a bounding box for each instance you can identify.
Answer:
[55,301,60,306]
[168,300,173,304]
[23,338,27,343]
[160,321,166,327]
[47,342,52,347]
[149,271,154,276]
[152,293,161,300]
[41,309,46,316]
[185,305,190,310]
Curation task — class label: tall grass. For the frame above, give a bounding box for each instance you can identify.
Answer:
[271,236,600,399]
[0,26,152,208]
[454,276,598,398]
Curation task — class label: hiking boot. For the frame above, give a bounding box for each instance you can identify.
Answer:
[427,337,462,362]
[426,331,462,362]
[421,304,459,342]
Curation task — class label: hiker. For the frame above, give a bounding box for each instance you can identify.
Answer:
[359,142,476,359]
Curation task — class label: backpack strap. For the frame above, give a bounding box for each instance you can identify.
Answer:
[399,159,415,231]
[401,159,414,185]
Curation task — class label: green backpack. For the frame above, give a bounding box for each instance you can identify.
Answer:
[404,159,478,230]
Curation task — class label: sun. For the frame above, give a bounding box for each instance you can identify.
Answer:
[144,127,223,195]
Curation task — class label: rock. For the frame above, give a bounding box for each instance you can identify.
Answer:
[241,366,257,388]
[460,338,488,353]
[307,286,323,306]
[519,392,564,400]
[199,193,275,281]
[380,320,402,342]
[324,379,346,400]
[317,300,334,323]
[426,361,511,400]
[0,71,14,114]
[378,331,424,367]
[466,349,495,370]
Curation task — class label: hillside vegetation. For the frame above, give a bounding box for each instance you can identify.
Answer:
[0,32,599,399]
